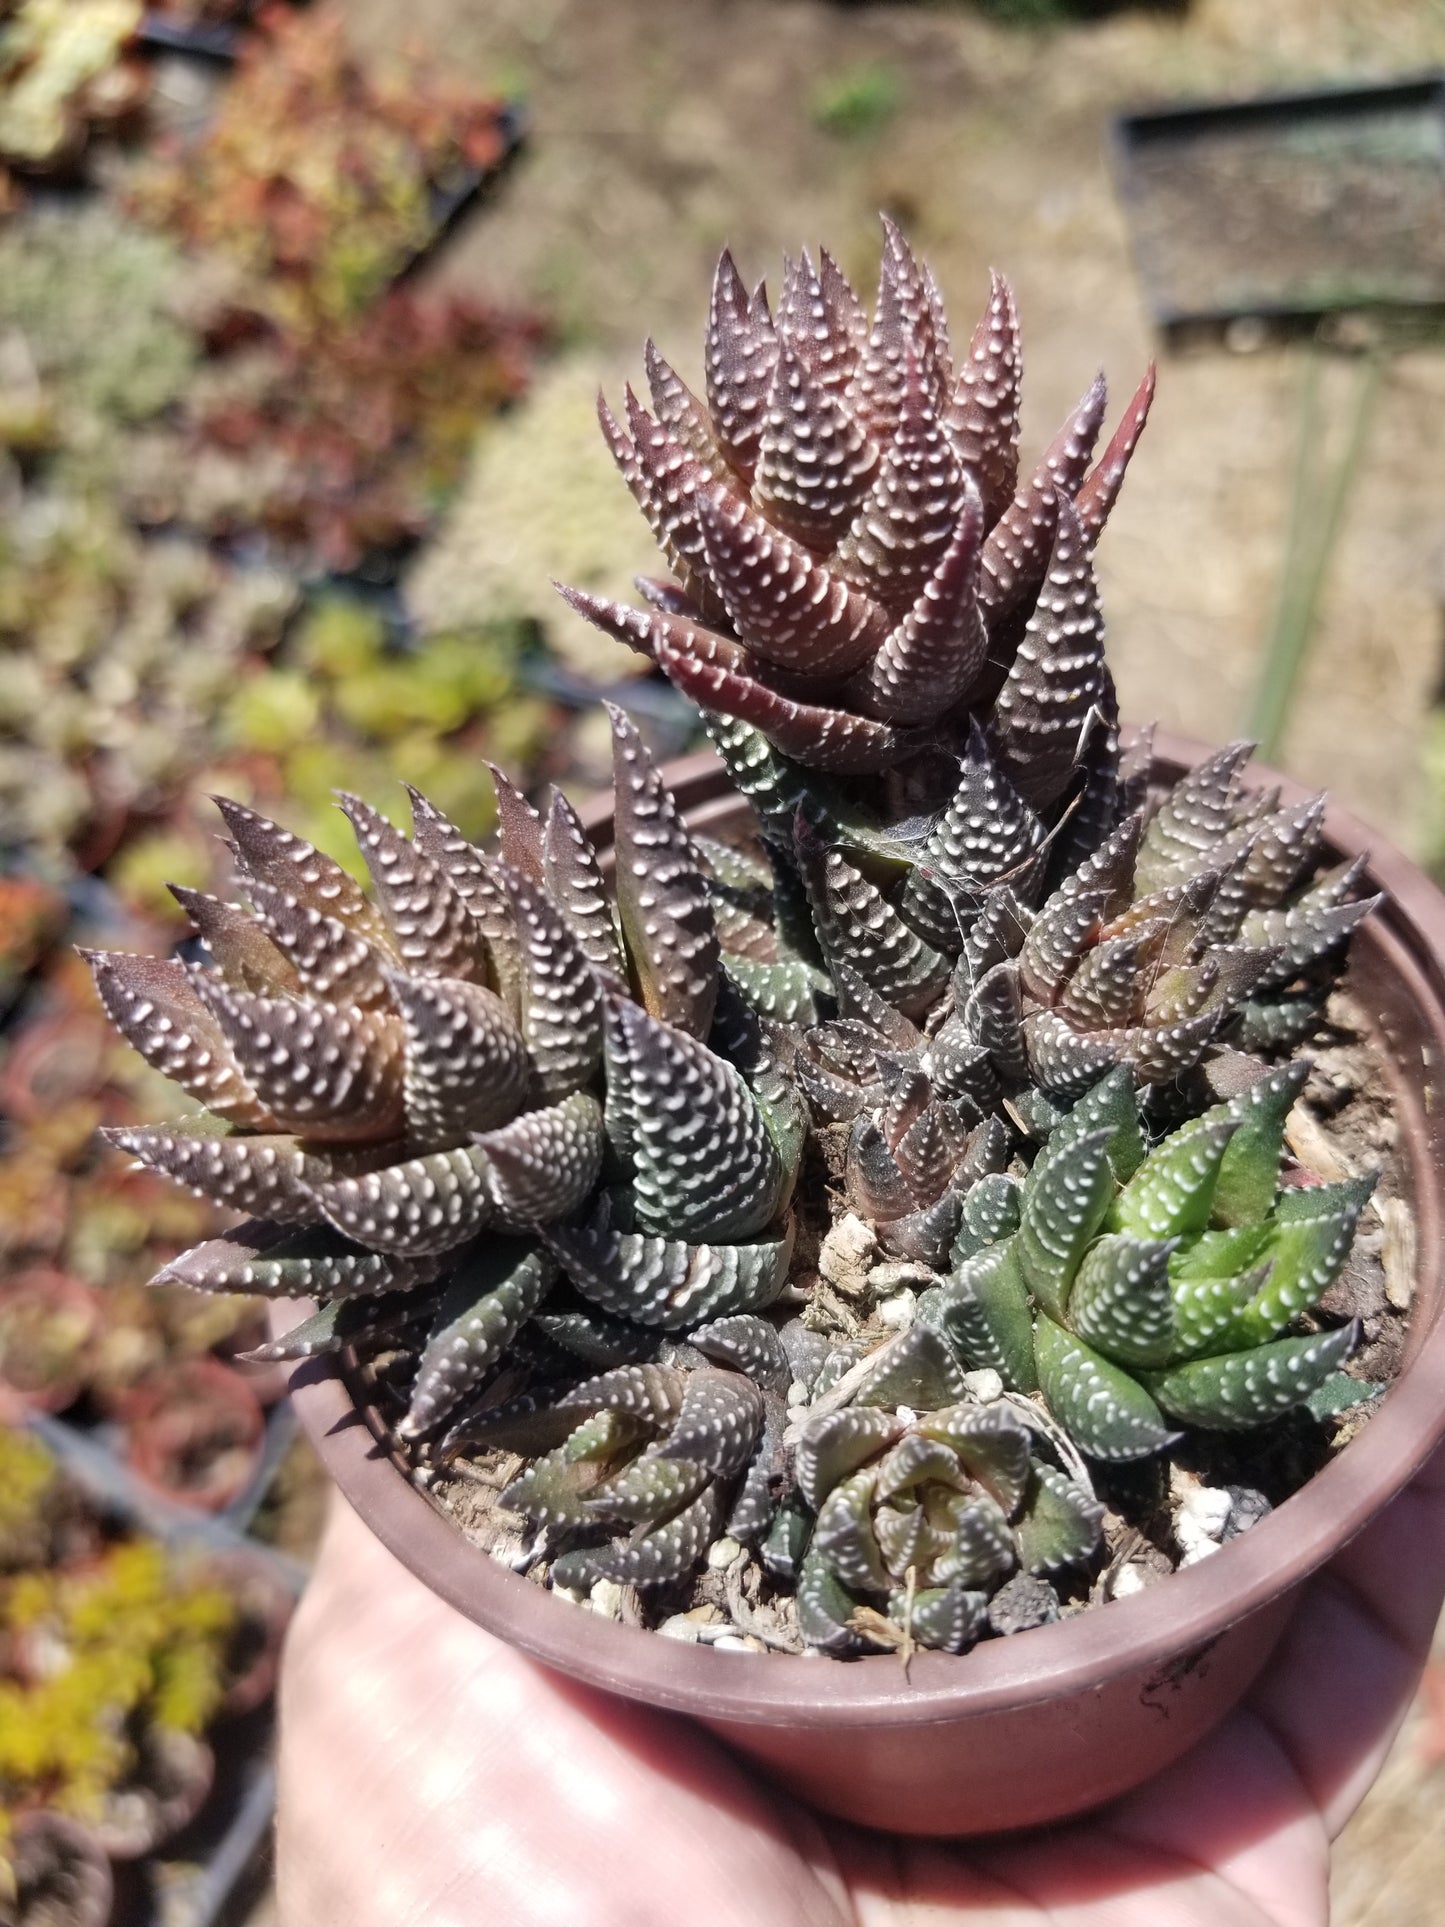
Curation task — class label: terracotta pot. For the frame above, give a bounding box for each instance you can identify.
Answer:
[277,734,1445,1837]
[0,1270,102,1415]
[7,1810,114,1927]
[119,1356,266,1512]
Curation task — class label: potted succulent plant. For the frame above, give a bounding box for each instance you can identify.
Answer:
[88,224,1445,1835]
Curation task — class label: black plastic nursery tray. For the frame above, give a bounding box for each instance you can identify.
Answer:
[135,2,308,63]
[24,1402,309,1927]
[1111,72,1445,344]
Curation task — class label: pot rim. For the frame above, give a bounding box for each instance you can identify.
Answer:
[283,729,1445,1728]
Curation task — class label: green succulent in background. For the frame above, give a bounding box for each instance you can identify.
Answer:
[90,225,1383,1658]
[0,1537,234,1824]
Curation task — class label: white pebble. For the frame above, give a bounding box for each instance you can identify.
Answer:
[706,1536,743,1569]
[786,1382,810,1408]
[711,1634,756,1653]
[657,1615,702,1642]
[588,1579,625,1619]
[552,1584,588,1607]
[1112,1564,1149,1598]
[1175,1484,1233,1566]
[875,1290,917,1331]
[963,1369,1005,1403]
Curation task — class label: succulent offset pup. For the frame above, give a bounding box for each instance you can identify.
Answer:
[90,223,1381,1657]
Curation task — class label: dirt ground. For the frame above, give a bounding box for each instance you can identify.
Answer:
[280,0,1445,1915]
[351,0,1445,857]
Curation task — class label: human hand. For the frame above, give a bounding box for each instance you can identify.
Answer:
[277,1452,1445,1927]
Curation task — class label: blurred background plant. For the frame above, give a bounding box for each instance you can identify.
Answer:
[132,4,517,334]
[0,0,147,201]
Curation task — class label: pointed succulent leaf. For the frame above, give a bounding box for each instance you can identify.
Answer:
[1018,882,1112,1005]
[1169,1262,1266,1361]
[795,815,948,1017]
[1073,363,1156,542]
[835,345,966,607]
[992,493,1110,811]
[796,1548,865,1656]
[800,247,870,393]
[214,797,390,948]
[1305,1370,1384,1422]
[851,480,986,724]
[1230,1178,1374,1345]
[1033,1316,1180,1461]
[643,337,719,464]
[980,374,1107,628]
[102,1123,326,1224]
[1021,1008,1122,1099]
[874,1432,965,1503]
[400,1240,554,1437]
[1013,1462,1105,1574]
[965,959,1029,1084]
[242,1294,418,1364]
[1246,878,1381,991]
[405,788,523,1008]
[1114,1115,1238,1242]
[1123,1007,1230,1086]
[312,1145,493,1256]
[794,1408,902,1512]
[1134,743,1255,893]
[704,247,779,478]
[500,865,605,1100]
[656,1368,766,1479]
[950,1171,1023,1260]
[876,1188,967,1268]
[540,795,620,984]
[933,1493,1016,1588]
[532,1306,658,1370]
[925,721,1043,894]
[922,1258,1030,1389]
[193,977,404,1143]
[944,269,1021,523]
[1066,1233,1178,1371]
[387,971,530,1146]
[813,1469,889,1592]
[84,950,274,1128]
[604,998,785,1241]
[918,1402,1033,1514]
[235,878,393,1011]
[1237,794,1327,906]
[1048,1065,1144,1182]
[168,887,302,997]
[559,1485,728,1592]
[689,1313,791,1392]
[1016,1127,1115,1321]
[898,1583,988,1655]
[1230,992,1327,1054]
[545,1217,793,1330]
[1208,1062,1309,1227]
[156,1223,444,1299]
[336,794,485,983]
[1167,1223,1272,1284]
[852,1325,969,1411]
[722,953,830,1024]
[749,337,880,548]
[609,705,720,1036]
[1145,1323,1359,1431]
[701,485,882,682]
[587,1455,711,1527]
[477,1092,606,1230]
